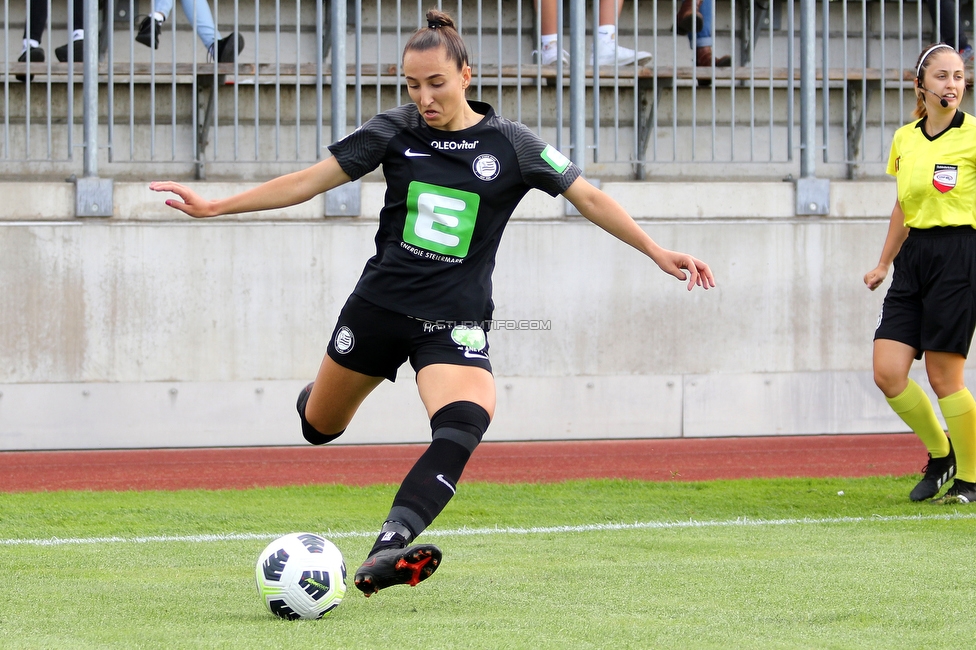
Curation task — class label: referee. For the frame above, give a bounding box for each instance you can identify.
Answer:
[865,42,976,504]
[151,9,714,596]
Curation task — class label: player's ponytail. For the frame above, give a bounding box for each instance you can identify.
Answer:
[403,9,470,71]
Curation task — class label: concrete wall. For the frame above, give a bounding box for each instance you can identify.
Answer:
[1,178,965,450]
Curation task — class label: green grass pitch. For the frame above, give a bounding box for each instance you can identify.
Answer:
[1,477,974,648]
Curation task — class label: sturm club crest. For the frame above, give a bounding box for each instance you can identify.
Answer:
[472,154,500,181]
[334,326,355,354]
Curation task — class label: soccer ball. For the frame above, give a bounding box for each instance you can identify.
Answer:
[255,532,347,620]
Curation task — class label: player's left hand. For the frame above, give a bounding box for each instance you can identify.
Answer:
[657,250,716,291]
[149,181,218,218]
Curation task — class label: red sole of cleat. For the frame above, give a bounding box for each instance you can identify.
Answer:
[395,552,438,587]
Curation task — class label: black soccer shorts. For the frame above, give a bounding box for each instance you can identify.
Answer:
[326,294,493,381]
[875,226,976,359]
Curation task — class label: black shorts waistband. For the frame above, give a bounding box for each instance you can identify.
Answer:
[908,225,976,238]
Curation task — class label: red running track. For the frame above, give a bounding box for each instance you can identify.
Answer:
[0,433,924,492]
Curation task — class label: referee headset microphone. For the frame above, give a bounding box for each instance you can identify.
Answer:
[918,82,950,108]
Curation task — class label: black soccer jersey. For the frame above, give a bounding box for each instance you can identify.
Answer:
[328,100,582,322]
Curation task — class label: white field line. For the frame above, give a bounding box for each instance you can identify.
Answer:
[2,512,975,547]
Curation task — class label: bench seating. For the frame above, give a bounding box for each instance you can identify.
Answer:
[4,60,916,179]
[5,61,917,84]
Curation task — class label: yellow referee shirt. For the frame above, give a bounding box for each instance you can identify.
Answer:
[887,110,976,228]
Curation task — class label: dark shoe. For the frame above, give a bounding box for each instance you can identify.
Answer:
[353,544,442,597]
[676,0,704,36]
[55,40,84,63]
[16,46,44,82]
[696,46,732,68]
[136,16,161,49]
[212,32,244,63]
[910,443,955,501]
[931,478,976,504]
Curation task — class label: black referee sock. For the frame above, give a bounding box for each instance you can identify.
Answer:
[383,401,490,539]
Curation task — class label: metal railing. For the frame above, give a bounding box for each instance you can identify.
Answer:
[0,0,973,185]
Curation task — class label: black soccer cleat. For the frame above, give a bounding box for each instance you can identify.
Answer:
[909,443,956,502]
[353,544,442,597]
[931,479,976,505]
[16,46,44,82]
[55,40,84,63]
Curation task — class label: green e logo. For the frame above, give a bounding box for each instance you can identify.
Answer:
[404,181,480,258]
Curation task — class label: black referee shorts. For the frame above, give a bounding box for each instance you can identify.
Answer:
[326,294,493,381]
[875,226,976,359]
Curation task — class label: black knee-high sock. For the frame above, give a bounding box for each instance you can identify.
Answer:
[25,0,47,43]
[368,401,489,556]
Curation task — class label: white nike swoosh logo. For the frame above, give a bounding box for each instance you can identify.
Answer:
[404,149,431,157]
[463,349,489,360]
[436,474,456,494]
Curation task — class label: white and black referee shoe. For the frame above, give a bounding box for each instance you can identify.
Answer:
[909,443,956,502]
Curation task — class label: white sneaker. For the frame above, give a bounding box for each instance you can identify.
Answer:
[536,41,570,65]
[592,41,652,67]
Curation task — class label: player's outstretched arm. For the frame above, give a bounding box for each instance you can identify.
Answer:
[149,157,353,218]
[563,177,715,291]
[864,200,909,291]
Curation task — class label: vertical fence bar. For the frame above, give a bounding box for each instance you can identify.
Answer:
[316,0,324,155]
[354,0,362,127]
[796,0,828,216]
[274,0,282,160]
[331,0,346,142]
[82,0,98,176]
[43,0,51,158]
[591,0,599,163]
[821,0,829,161]
[729,0,735,162]
[786,0,794,162]
[475,0,482,99]
[534,0,542,134]
[859,0,866,165]
[253,0,260,159]
[747,0,754,160]
[128,0,135,160]
[375,0,381,118]
[2,0,8,159]
[569,0,584,171]
[496,0,502,107]
[841,0,848,161]
[879,0,886,162]
[395,0,402,106]
[65,0,73,160]
[672,0,678,161]
[897,0,903,126]
[189,0,198,165]
[76,0,112,217]
[515,0,522,122]
[766,0,773,161]
[800,0,816,178]
[294,0,301,159]
[106,0,114,163]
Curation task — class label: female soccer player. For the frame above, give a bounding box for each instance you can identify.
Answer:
[151,9,715,596]
[864,42,976,504]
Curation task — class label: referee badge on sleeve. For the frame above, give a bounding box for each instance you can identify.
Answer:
[933,164,958,193]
